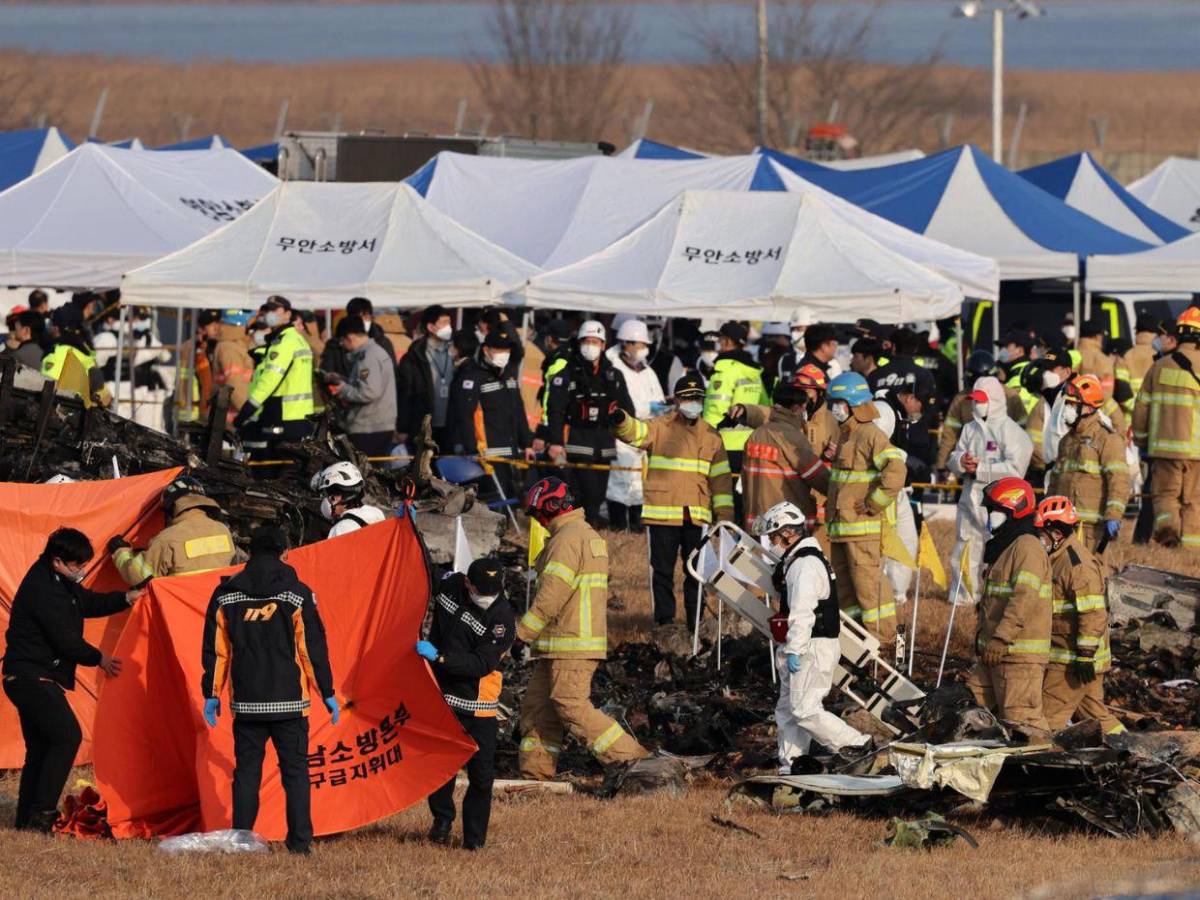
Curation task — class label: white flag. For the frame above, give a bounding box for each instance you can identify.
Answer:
[453,515,474,574]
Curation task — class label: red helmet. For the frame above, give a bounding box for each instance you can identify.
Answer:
[792,363,828,393]
[983,477,1036,520]
[1064,373,1104,408]
[524,476,574,523]
[1035,495,1078,529]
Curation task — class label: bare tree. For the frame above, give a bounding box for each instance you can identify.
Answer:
[686,0,958,155]
[470,0,635,141]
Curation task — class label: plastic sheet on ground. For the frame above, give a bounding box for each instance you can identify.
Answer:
[158,829,268,854]
[888,741,1050,803]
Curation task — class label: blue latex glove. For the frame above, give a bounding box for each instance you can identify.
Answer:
[416,640,439,662]
[203,697,220,728]
[325,696,340,725]
[1105,519,1121,540]
[786,653,801,674]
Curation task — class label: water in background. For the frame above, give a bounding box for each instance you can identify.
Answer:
[0,1,1195,70]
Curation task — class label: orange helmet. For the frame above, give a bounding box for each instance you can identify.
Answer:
[1035,495,1078,529]
[1178,306,1200,335]
[792,363,828,393]
[983,477,1036,520]
[1064,373,1104,408]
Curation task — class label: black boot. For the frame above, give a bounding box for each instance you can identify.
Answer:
[428,818,452,845]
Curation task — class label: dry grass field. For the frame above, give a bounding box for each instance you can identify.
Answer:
[1,517,1199,898]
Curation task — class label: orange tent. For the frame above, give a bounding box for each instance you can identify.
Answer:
[94,516,478,840]
[0,468,183,768]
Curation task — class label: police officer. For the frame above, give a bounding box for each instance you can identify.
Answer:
[200,526,338,855]
[312,462,387,538]
[417,558,515,850]
[233,296,315,457]
[703,322,768,521]
[108,475,235,584]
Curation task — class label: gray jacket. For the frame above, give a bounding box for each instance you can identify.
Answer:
[337,338,397,435]
[1,340,44,371]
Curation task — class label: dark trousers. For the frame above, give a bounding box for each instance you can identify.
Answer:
[3,677,81,831]
[232,717,312,853]
[567,456,610,527]
[608,502,643,532]
[649,523,705,628]
[727,450,745,524]
[349,431,394,457]
[427,713,497,849]
[1134,461,1154,545]
[243,419,314,461]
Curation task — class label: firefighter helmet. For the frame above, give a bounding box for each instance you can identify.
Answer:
[163,475,204,514]
[983,477,1036,520]
[524,476,575,523]
[828,372,872,408]
[755,501,807,537]
[1177,306,1200,337]
[791,363,828,393]
[312,461,365,495]
[1064,373,1104,408]
[1035,495,1078,529]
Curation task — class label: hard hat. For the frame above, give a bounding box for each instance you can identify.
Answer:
[965,349,996,380]
[755,501,807,537]
[1064,373,1104,408]
[828,371,872,408]
[577,320,605,342]
[616,319,650,344]
[788,309,814,329]
[983,477,1036,520]
[760,321,789,337]
[1177,306,1200,335]
[1035,495,1078,529]
[524,476,575,521]
[313,461,365,494]
[791,363,828,393]
[163,474,205,513]
[222,309,253,327]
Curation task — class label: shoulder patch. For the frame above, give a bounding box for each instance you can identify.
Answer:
[590,538,608,558]
[493,623,508,638]
[359,368,370,380]
[269,351,278,361]
[552,376,564,386]
[462,379,474,390]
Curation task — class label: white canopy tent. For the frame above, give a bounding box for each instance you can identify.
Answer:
[120,181,539,309]
[1087,230,1200,292]
[0,143,277,288]
[524,190,964,322]
[1127,157,1200,233]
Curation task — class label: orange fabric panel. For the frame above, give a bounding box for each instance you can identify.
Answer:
[94,516,477,841]
[0,468,183,768]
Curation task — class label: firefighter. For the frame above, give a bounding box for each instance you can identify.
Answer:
[312,462,386,538]
[970,477,1052,738]
[824,372,906,643]
[1133,307,1200,548]
[1077,321,1116,396]
[232,296,315,457]
[1048,374,1131,553]
[1123,315,1160,416]
[107,475,235,585]
[702,322,768,521]
[610,374,734,628]
[418,558,514,850]
[449,330,535,501]
[200,310,255,424]
[936,350,1027,471]
[544,321,632,526]
[1035,496,1125,736]
[41,307,108,406]
[516,477,649,779]
[200,526,337,856]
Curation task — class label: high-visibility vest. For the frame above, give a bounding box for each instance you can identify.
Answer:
[41,344,95,380]
[703,357,768,453]
[248,325,314,423]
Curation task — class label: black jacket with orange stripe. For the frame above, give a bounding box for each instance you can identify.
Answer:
[428,572,515,718]
[200,555,334,721]
[449,356,533,458]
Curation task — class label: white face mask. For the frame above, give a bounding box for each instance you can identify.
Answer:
[1153,337,1164,354]
[264,311,283,329]
[790,330,805,348]
[320,497,334,520]
[489,351,511,371]
[470,592,498,610]
[996,348,1011,364]
[434,324,452,342]
[625,346,649,364]
[580,343,602,362]
[1063,404,1080,426]
[252,330,267,346]
[361,316,372,329]
[1042,371,1062,391]
[1062,325,1077,342]
[133,319,151,333]
[987,510,1008,534]
[906,410,922,424]
[678,401,704,420]
[699,350,718,367]
[973,401,989,422]
[830,402,850,424]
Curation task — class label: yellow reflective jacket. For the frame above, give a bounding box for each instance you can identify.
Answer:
[1132,345,1200,460]
[826,405,906,543]
[977,532,1052,665]
[702,351,767,453]
[518,508,608,659]
[40,344,95,380]
[613,411,734,526]
[248,325,314,423]
[113,495,235,584]
[1122,333,1157,401]
[1047,536,1110,671]
[1049,411,1131,524]
[1077,336,1116,398]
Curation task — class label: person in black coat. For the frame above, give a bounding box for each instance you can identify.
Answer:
[3,528,133,832]
[396,305,455,448]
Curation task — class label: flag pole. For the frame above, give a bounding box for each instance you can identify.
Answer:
[936,571,964,687]
[907,564,923,677]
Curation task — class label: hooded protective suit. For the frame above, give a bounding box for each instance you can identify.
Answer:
[948,377,1033,602]
[605,345,665,509]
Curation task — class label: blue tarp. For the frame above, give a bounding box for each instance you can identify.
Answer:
[156,135,230,151]
[0,128,74,192]
[240,142,279,163]
[626,138,705,160]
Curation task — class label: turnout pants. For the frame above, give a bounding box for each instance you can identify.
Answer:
[775,640,867,769]
[518,659,648,780]
[428,713,497,849]
[1041,664,1125,735]
[830,538,896,644]
[1150,458,1200,548]
[3,677,81,831]
[648,523,704,628]
[967,661,1050,737]
[232,717,312,853]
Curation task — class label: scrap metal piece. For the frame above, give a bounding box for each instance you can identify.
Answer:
[1107,564,1200,631]
[881,813,979,850]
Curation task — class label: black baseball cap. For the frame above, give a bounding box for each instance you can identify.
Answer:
[718,322,747,344]
[467,558,504,595]
[197,309,222,327]
[674,373,706,400]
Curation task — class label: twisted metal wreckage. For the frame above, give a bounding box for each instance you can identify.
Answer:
[5,359,1200,841]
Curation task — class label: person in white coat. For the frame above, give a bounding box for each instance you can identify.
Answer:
[758,501,871,775]
[947,376,1033,602]
[605,319,666,531]
[312,461,387,538]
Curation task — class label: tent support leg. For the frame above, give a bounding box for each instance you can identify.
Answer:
[1072,280,1082,349]
[113,306,127,413]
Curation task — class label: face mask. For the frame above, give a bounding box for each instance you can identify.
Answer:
[434,324,453,342]
[133,319,151,333]
[57,560,85,584]
[996,348,1011,364]
[1042,371,1062,391]
[830,402,850,424]
[320,497,334,520]
[264,311,283,328]
[973,402,989,422]
[580,343,601,362]
[626,346,649,364]
[791,330,805,348]
[1062,325,1077,342]
[361,316,372,329]
[699,350,718,367]
[906,410,922,424]
[1063,404,1080,426]
[1153,337,1164,354]
[252,330,267,346]
[678,401,704,420]
[489,351,511,371]
[987,511,1008,534]
[470,592,498,610]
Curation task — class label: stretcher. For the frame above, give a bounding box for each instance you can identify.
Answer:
[686,521,926,735]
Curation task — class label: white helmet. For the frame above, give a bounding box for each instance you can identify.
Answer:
[578,320,606,342]
[313,461,364,494]
[760,321,789,337]
[616,318,650,344]
[872,399,897,438]
[755,501,807,537]
[789,309,814,329]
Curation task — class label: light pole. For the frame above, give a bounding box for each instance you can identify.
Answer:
[953,0,1044,164]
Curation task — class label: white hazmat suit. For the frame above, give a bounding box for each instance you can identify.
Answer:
[947,376,1033,603]
[605,343,665,510]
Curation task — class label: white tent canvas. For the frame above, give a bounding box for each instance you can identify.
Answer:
[1127,157,1200,233]
[121,181,539,309]
[1088,230,1200,292]
[0,143,277,288]
[821,149,925,170]
[524,190,963,322]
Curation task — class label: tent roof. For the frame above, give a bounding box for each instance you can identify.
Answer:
[0,143,277,288]
[240,142,279,163]
[156,135,231,151]
[1019,152,1188,245]
[819,148,925,170]
[1087,229,1200,292]
[1127,157,1200,234]
[768,145,1152,280]
[0,127,74,193]
[121,181,539,309]
[617,138,707,160]
[525,190,963,322]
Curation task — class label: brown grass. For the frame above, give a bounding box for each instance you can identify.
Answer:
[2,518,1198,896]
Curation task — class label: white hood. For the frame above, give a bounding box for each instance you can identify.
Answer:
[972,375,1008,423]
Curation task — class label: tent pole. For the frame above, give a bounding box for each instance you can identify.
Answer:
[1083,288,1092,323]
[324,308,332,339]
[956,312,964,392]
[184,309,195,425]
[113,306,127,413]
[1072,280,1082,349]
[992,296,1000,350]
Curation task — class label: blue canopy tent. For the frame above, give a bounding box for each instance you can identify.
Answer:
[1019,152,1188,246]
[617,138,706,160]
[156,135,230,151]
[240,142,279,164]
[0,127,74,192]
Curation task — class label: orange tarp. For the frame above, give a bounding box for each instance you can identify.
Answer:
[0,468,183,768]
[94,516,477,840]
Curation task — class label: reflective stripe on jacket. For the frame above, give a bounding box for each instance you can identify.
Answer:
[1047,537,1110,670]
[1133,346,1200,460]
[248,325,314,423]
[702,353,767,453]
[742,405,830,529]
[113,495,236,584]
[826,406,906,542]
[976,532,1052,665]
[1048,412,1131,523]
